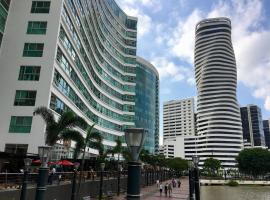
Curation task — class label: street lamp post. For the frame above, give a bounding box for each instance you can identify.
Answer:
[20,158,32,200]
[117,163,122,196]
[188,161,195,200]
[71,163,80,200]
[125,128,146,200]
[35,146,51,200]
[99,163,105,200]
[192,156,200,200]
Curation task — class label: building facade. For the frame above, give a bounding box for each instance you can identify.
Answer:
[135,56,159,154]
[159,135,197,159]
[163,98,195,140]
[0,0,10,47]
[0,0,138,157]
[240,105,265,147]
[195,18,243,167]
[263,120,270,149]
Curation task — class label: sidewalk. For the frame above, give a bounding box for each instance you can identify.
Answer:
[114,177,189,200]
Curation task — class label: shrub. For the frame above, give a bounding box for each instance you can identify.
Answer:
[227,180,239,186]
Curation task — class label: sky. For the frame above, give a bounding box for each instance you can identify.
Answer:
[115,0,270,143]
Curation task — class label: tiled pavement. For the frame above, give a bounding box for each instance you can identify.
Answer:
[114,177,189,200]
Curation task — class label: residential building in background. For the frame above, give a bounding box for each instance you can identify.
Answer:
[163,98,195,140]
[0,0,10,47]
[135,56,159,154]
[0,0,139,158]
[263,120,270,149]
[195,18,243,167]
[160,135,197,159]
[240,105,265,147]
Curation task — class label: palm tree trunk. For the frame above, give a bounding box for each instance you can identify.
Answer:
[76,145,87,198]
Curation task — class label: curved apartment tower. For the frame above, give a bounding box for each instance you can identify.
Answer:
[135,56,159,154]
[0,0,138,158]
[195,18,243,167]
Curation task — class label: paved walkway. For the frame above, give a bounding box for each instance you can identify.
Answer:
[114,177,189,200]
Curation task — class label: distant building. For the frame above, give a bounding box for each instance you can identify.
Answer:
[163,98,195,140]
[263,120,270,149]
[240,105,265,147]
[135,56,159,154]
[160,135,197,159]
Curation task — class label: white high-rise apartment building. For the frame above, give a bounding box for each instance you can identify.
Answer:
[195,18,243,167]
[163,98,195,140]
[0,0,138,157]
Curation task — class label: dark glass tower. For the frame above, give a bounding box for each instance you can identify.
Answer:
[263,120,270,149]
[240,105,265,147]
[135,56,159,154]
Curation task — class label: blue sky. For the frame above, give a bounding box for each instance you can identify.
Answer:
[115,0,270,143]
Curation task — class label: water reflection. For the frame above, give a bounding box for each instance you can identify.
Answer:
[201,186,270,200]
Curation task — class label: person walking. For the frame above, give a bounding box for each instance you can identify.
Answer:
[168,183,172,197]
[178,179,181,188]
[156,179,160,188]
[164,183,168,197]
[159,183,163,196]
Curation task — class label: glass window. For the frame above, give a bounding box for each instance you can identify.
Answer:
[18,66,40,81]
[5,144,28,156]
[14,90,37,106]
[9,116,33,133]
[23,43,44,57]
[31,1,50,13]
[27,21,47,34]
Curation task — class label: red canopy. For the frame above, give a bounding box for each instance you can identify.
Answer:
[55,160,74,166]
[32,160,55,165]
[32,159,41,164]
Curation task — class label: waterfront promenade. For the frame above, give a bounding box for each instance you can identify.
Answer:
[115,177,189,200]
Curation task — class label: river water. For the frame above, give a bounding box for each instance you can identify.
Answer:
[201,186,270,200]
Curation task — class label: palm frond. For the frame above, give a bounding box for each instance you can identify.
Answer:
[45,124,60,146]
[61,129,84,159]
[57,111,79,129]
[85,124,96,145]
[33,106,55,125]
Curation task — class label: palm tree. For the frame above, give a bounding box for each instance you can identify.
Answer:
[77,126,103,196]
[107,137,123,164]
[33,106,86,158]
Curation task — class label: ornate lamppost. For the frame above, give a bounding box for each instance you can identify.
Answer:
[99,162,105,200]
[71,162,80,200]
[20,158,32,200]
[35,146,51,200]
[125,128,146,200]
[188,160,195,200]
[192,156,200,200]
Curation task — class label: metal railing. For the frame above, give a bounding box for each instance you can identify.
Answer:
[0,170,129,190]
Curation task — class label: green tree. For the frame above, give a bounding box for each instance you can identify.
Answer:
[167,157,188,172]
[203,158,221,176]
[236,148,270,177]
[33,106,86,157]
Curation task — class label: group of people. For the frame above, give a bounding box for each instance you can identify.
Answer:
[157,178,181,197]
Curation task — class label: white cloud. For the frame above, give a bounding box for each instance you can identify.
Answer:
[115,3,153,38]
[167,9,203,64]
[166,0,270,111]
[151,57,194,84]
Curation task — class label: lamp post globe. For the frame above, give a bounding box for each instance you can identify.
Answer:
[125,128,146,200]
[35,146,51,200]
